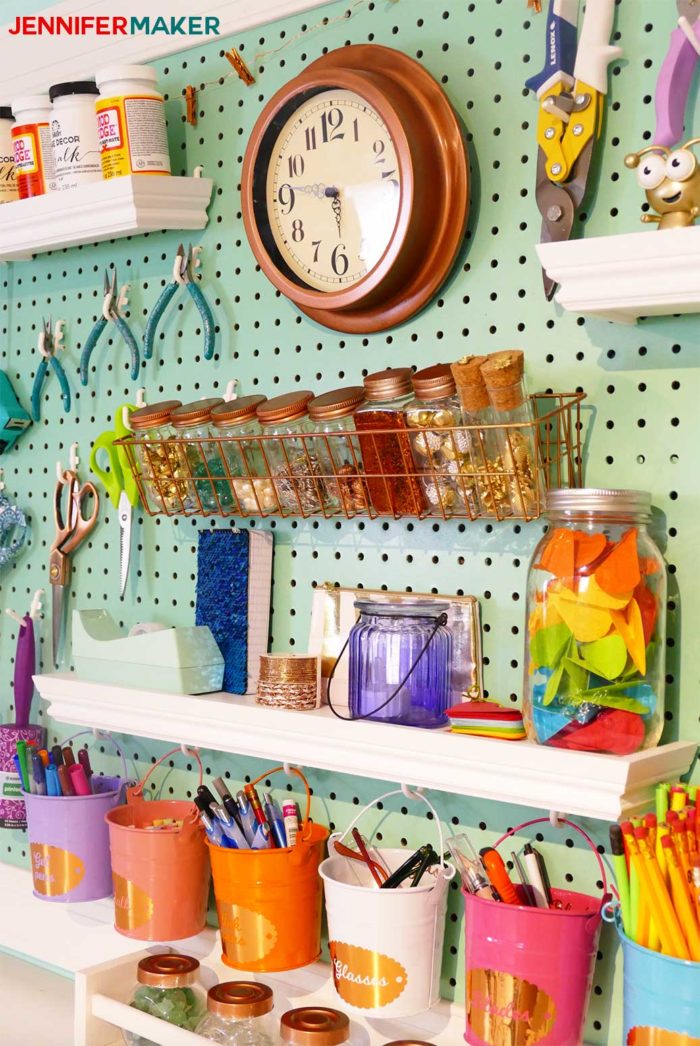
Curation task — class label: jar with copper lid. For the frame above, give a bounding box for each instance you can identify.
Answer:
[128,399,183,513]
[195,981,276,1044]
[404,364,478,518]
[123,954,206,1044]
[307,386,368,515]
[257,390,330,514]
[170,397,224,512]
[209,396,278,516]
[280,1006,352,1045]
[353,368,426,517]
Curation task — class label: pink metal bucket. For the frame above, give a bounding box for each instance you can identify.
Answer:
[463,817,608,1046]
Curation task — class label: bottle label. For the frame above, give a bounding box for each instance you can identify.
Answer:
[0,768,21,798]
[0,153,17,202]
[97,94,171,179]
[12,122,53,198]
[50,111,102,189]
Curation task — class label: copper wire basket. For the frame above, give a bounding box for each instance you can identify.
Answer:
[117,392,585,523]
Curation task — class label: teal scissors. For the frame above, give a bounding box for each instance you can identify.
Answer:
[89,404,139,597]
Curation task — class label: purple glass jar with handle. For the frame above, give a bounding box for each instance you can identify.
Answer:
[349,600,452,727]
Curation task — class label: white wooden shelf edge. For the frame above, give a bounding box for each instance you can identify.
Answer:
[0,175,213,261]
[537,225,700,323]
[35,673,697,821]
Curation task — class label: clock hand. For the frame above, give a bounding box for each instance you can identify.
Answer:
[332,193,342,237]
[289,183,339,199]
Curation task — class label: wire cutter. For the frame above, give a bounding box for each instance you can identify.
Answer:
[80,268,140,387]
[31,319,71,422]
[654,1,700,148]
[89,404,139,598]
[527,0,622,299]
[143,243,216,362]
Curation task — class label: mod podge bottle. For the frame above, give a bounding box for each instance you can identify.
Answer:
[95,65,171,179]
[0,107,18,202]
[11,95,56,198]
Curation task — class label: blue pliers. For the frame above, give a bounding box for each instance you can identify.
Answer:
[80,268,140,387]
[31,318,71,422]
[143,243,216,361]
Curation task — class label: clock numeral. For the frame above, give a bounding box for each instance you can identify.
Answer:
[321,107,344,143]
[311,239,321,263]
[288,153,305,178]
[373,139,386,163]
[291,218,305,243]
[353,117,360,143]
[278,183,295,215]
[331,242,349,277]
[304,126,317,151]
[381,169,397,180]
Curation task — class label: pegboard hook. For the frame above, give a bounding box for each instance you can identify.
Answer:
[136,388,146,408]
[57,443,80,480]
[401,783,424,800]
[181,744,199,758]
[4,607,25,627]
[29,589,44,620]
[224,379,239,403]
[549,810,565,828]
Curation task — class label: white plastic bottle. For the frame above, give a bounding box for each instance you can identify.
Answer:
[95,65,171,179]
[11,95,56,198]
[0,107,18,203]
[49,81,102,190]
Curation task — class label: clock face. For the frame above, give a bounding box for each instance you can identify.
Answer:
[264,88,401,292]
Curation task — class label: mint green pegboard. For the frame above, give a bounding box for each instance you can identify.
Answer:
[0,1,697,1041]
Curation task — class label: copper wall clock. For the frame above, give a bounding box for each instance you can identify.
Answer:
[241,44,469,334]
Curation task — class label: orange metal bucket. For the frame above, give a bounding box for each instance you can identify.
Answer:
[106,747,210,941]
[209,766,328,972]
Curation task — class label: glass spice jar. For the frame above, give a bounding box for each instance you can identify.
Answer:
[195,981,276,1045]
[353,368,426,517]
[280,1006,352,1045]
[307,386,368,515]
[123,954,207,1045]
[209,396,279,516]
[170,398,224,512]
[450,356,511,518]
[257,390,330,514]
[128,399,183,513]
[404,364,478,518]
[523,489,666,755]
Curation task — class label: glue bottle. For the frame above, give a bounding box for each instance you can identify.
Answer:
[11,95,56,198]
[0,107,18,203]
[95,65,171,179]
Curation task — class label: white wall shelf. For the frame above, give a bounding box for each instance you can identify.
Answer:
[0,175,213,261]
[35,673,697,821]
[537,226,700,323]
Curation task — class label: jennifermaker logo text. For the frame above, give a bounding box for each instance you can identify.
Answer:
[9,15,220,36]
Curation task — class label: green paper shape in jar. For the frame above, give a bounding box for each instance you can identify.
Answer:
[529,621,571,669]
[579,633,628,681]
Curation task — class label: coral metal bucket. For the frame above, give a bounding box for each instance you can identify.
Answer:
[106,747,210,941]
[464,817,607,1046]
[208,765,328,973]
[319,788,455,1020]
[23,730,126,902]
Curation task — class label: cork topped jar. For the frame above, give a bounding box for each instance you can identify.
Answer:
[307,386,368,514]
[129,399,183,512]
[171,397,225,512]
[257,390,330,514]
[196,981,276,1044]
[209,395,278,516]
[450,356,510,518]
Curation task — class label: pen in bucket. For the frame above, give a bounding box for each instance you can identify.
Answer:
[212,776,245,830]
[244,783,273,848]
[194,794,228,847]
[264,793,287,848]
[212,803,248,848]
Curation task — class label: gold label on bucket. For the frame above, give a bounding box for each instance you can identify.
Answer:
[113,873,154,930]
[468,968,556,1045]
[628,1029,700,1045]
[217,902,278,963]
[30,843,84,896]
[329,940,407,1009]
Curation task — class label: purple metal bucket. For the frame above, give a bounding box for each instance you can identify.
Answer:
[0,723,45,830]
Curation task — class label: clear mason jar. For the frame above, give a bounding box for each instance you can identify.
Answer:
[123,955,207,1045]
[307,386,367,515]
[209,396,279,516]
[170,398,224,512]
[353,368,426,517]
[128,399,182,513]
[257,391,330,514]
[280,1007,352,1046]
[523,489,666,755]
[195,981,276,1045]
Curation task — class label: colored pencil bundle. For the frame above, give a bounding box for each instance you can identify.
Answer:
[610,782,700,961]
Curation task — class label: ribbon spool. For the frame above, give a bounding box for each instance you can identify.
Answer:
[256,653,319,710]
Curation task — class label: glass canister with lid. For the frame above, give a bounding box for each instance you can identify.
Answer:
[170,397,224,512]
[209,396,278,516]
[123,954,207,1044]
[523,488,666,755]
[281,1007,352,1045]
[195,981,276,1044]
[307,386,368,515]
[257,390,330,514]
[128,399,182,512]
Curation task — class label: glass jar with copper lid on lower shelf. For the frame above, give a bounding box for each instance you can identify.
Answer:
[196,981,276,1044]
[124,954,207,1045]
[280,1006,352,1045]
[307,386,368,515]
[127,399,183,513]
[209,396,279,516]
[170,397,224,512]
[257,390,332,515]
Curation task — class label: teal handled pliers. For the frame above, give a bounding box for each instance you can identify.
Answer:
[31,318,71,422]
[80,268,140,387]
[89,402,139,598]
[143,243,216,361]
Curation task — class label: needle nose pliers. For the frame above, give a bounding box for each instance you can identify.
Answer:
[31,318,71,422]
[80,267,140,387]
[143,243,216,362]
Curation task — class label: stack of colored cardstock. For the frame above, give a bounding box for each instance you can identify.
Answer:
[447,700,526,740]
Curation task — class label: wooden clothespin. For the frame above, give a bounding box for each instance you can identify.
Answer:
[185,85,197,126]
[224,47,255,86]
[527,0,543,11]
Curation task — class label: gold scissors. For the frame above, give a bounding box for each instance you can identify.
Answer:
[49,468,100,666]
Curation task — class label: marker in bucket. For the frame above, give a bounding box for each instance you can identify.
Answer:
[480,846,519,905]
[283,801,300,847]
[212,777,244,830]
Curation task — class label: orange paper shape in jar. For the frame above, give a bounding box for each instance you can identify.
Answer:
[573,532,607,571]
[594,528,641,595]
[535,528,574,579]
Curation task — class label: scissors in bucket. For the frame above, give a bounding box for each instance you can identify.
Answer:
[50,467,100,666]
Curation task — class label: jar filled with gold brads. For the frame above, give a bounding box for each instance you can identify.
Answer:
[128,399,183,513]
[256,391,331,515]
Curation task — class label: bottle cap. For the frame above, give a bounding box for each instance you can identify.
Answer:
[207,981,273,1018]
[256,390,313,425]
[49,81,99,101]
[210,395,267,428]
[363,367,413,401]
[129,400,182,430]
[480,350,526,411]
[411,364,456,401]
[450,355,490,413]
[96,65,159,88]
[546,488,651,519]
[136,954,199,987]
[11,95,51,116]
[0,107,13,121]
[170,398,224,428]
[307,386,365,421]
[280,1006,350,1044]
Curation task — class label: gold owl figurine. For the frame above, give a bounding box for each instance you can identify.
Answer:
[625,140,700,230]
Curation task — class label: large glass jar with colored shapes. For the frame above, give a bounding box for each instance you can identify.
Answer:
[523,489,666,755]
[123,954,207,1044]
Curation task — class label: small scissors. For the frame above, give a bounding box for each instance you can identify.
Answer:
[80,267,140,387]
[89,404,139,598]
[50,468,100,665]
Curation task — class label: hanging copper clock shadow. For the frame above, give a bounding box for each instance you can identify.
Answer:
[241,44,469,334]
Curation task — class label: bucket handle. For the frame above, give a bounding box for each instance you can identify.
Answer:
[127,746,203,839]
[249,765,317,859]
[62,729,128,782]
[334,788,454,883]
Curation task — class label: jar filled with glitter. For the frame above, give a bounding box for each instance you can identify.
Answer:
[257,391,330,514]
[450,355,511,519]
[307,386,368,515]
[170,398,224,512]
[128,399,183,513]
[353,368,426,517]
[209,396,279,516]
[404,364,477,518]
[195,981,276,1044]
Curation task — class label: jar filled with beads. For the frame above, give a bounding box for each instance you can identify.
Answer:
[257,391,331,514]
[170,398,224,512]
[209,396,278,516]
[196,981,276,1045]
[307,386,368,515]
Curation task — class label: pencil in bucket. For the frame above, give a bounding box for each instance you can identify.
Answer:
[319,788,454,1019]
[23,730,127,902]
[208,765,328,972]
[105,746,210,941]
[462,816,607,1046]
